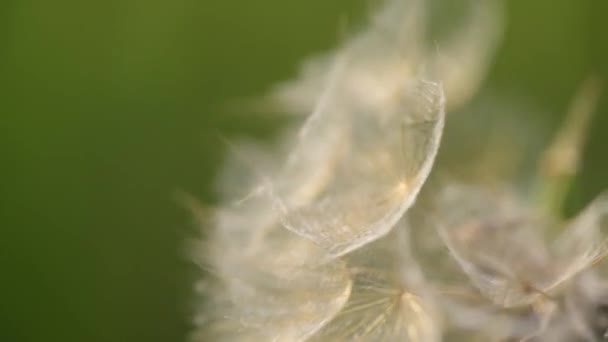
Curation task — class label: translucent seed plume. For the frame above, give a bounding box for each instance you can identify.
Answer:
[184,0,608,341]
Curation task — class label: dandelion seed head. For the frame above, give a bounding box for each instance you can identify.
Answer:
[272,0,502,116]
[183,1,608,341]
[275,76,445,259]
[308,225,441,341]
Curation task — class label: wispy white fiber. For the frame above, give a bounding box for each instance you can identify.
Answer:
[187,0,608,341]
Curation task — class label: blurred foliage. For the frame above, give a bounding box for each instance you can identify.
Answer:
[0,0,606,341]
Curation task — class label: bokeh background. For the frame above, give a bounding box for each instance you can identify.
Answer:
[1,0,607,341]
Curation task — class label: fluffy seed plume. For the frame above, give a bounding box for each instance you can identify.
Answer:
[183,0,607,341]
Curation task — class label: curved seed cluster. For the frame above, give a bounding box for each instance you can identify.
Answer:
[191,1,608,341]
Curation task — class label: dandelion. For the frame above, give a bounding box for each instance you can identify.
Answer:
[191,192,353,341]
[307,223,440,342]
[183,0,607,341]
[272,0,502,113]
[190,0,469,336]
[274,76,445,258]
[417,78,607,341]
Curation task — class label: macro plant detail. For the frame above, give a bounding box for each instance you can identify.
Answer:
[192,0,607,341]
[412,77,608,341]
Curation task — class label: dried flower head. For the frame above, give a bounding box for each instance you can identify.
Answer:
[189,0,604,341]
[411,78,607,341]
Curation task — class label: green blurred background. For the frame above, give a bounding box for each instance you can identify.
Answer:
[1,0,607,341]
